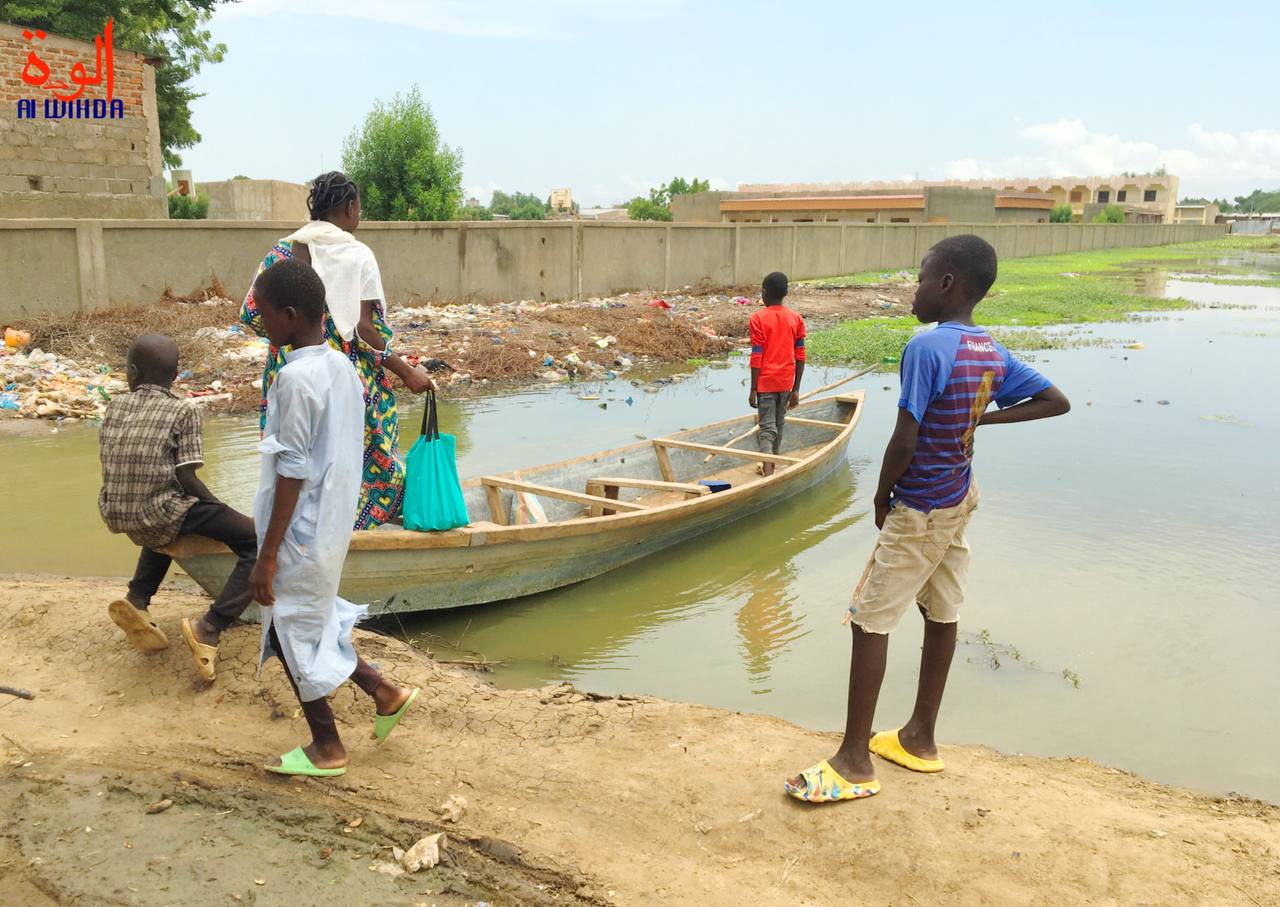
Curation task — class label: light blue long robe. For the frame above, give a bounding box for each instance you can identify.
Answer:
[255,343,366,701]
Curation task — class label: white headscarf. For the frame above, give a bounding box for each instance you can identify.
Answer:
[281,221,385,342]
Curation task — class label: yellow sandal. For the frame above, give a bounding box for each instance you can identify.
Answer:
[785,760,881,803]
[869,729,944,773]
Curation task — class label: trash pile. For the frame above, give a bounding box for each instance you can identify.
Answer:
[0,325,258,421]
[2,277,904,421]
[0,346,128,420]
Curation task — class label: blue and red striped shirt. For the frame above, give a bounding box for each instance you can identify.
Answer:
[893,323,1050,512]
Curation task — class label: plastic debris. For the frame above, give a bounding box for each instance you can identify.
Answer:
[401,832,446,872]
[647,298,671,310]
[4,328,32,348]
[437,795,467,824]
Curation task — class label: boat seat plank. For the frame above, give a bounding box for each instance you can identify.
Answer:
[480,475,647,526]
[652,438,800,466]
[784,417,848,430]
[587,477,710,496]
[585,476,709,517]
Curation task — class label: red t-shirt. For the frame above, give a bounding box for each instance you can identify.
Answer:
[749,305,806,392]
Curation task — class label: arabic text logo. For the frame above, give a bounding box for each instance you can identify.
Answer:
[16,18,124,120]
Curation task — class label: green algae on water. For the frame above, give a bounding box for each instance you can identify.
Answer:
[801,238,1280,366]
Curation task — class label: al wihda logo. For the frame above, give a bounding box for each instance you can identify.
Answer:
[16,17,125,120]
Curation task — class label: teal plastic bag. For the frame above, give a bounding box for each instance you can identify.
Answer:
[402,391,470,532]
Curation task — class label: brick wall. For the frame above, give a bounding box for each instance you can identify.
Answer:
[0,21,165,218]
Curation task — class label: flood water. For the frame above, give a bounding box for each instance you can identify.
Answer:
[5,264,1278,802]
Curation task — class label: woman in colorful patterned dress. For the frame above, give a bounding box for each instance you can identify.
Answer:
[240,171,434,529]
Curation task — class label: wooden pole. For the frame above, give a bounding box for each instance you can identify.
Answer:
[705,364,878,463]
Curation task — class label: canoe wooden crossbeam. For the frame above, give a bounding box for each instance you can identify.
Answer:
[783,417,848,430]
[482,475,647,526]
[585,476,710,517]
[651,437,798,475]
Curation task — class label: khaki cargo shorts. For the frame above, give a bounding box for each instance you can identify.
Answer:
[847,483,980,634]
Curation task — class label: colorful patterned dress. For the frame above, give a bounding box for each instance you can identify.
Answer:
[240,240,404,529]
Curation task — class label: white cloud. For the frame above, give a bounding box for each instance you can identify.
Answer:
[220,0,681,39]
[1020,118,1089,147]
[939,121,1280,194]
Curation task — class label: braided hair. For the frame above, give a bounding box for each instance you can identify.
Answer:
[308,171,359,220]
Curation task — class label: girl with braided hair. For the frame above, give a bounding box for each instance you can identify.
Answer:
[240,171,434,529]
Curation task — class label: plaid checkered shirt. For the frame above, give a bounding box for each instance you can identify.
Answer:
[98,384,204,549]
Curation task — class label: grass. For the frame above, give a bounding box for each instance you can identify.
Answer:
[807,236,1278,366]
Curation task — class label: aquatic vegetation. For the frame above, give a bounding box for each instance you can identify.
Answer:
[961,628,1083,690]
[803,239,1279,365]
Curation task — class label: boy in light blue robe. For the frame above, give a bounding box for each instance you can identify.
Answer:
[248,258,420,777]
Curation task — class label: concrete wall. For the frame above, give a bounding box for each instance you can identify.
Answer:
[925,187,996,223]
[0,220,1227,319]
[203,179,309,221]
[0,23,165,219]
[670,192,724,223]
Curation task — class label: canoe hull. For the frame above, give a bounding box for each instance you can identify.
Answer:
[172,392,863,616]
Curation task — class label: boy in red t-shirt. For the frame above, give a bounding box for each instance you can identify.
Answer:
[748,272,806,476]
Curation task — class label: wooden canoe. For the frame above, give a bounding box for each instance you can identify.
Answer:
[163,391,864,616]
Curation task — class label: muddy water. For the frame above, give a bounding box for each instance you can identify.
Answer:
[4,270,1278,801]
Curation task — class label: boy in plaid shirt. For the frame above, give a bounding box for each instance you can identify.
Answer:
[98,334,257,682]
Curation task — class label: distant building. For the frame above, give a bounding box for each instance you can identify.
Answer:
[1173,203,1221,225]
[549,187,573,212]
[0,21,166,218]
[464,197,481,208]
[202,179,309,221]
[1223,212,1280,235]
[577,206,629,221]
[673,186,1054,224]
[694,173,1180,224]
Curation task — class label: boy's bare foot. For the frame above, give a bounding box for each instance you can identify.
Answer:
[189,616,220,647]
[787,747,876,789]
[266,741,348,771]
[895,723,940,761]
[374,683,414,717]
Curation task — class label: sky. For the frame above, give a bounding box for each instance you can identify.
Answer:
[183,0,1280,207]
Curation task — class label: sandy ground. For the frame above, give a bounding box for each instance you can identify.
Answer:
[3,576,1278,906]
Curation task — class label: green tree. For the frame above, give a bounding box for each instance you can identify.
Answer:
[168,191,207,219]
[1230,189,1280,213]
[1092,204,1126,224]
[626,196,673,221]
[341,84,462,221]
[458,205,493,221]
[2,1,230,168]
[490,190,550,220]
[626,177,709,221]
[1049,204,1074,223]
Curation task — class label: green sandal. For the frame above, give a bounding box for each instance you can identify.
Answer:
[373,687,420,745]
[264,746,347,777]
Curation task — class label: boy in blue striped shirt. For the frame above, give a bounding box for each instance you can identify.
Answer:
[786,235,1070,803]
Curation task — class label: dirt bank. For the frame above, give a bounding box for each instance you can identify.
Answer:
[2,282,908,422]
[3,576,1277,906]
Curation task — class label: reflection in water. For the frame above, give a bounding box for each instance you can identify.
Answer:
[394,466,860,687]
[735,566,802,694]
